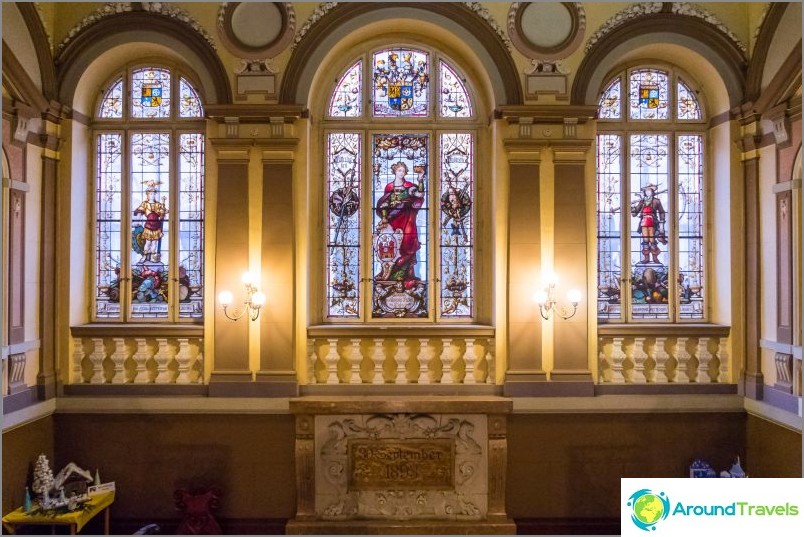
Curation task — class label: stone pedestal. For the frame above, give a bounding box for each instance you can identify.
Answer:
[287,396,515,535]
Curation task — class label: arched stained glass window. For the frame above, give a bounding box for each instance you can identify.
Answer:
[324,47,476,321]
[329,60,362,118]
[99,78,123,118]
[596,66,705,322]
[94,65,205,321]
[439,61,472,118]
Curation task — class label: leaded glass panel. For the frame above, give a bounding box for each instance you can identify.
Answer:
[677,135,705,319]
[677,79,702,120]
[629,134,670,320]
[95,133,123,318]
[598,77,621,120]
[130,133,170,318]
[329,60,362,118]
[327,132,362,318]
[131,68,171,119]
[439,133,473,317]
[439,61,472,118]
[629,69,669,120]
[179,77,204,118]
[99,78,123,119]
[372,133,429,318]
[372,49,429,117]
[178,133,204,319]
[596,134,622,319]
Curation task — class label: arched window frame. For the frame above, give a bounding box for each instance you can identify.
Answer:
[92,61,206,323]
[320,44,483,324]
[596,63,709,323]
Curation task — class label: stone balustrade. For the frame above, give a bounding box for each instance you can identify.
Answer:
[597,324,730,383]
[306,326,496,385]
[70,325,203,384]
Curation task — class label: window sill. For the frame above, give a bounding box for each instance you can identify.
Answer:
[597,323,729,337]
[71,323,204,338]
[308,324,494,338]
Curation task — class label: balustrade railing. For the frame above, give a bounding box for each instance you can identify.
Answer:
[70,325,203,384]
[597,325,730,383]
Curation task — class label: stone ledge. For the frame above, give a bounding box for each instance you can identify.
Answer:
[289,395,513,415]
[286,517,516,535]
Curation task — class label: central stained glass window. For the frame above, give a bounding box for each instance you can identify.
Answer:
[325,47,475,320]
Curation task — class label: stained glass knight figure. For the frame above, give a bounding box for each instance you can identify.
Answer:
[133,180,168,263]
[631,183,667,264]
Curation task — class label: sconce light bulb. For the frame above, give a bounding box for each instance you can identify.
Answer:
[252,291,266,307]
[534,290,549,305]
[567,289,582,304]
[241,271,254,285]
[218,290,233,306]
[547,272,559,287]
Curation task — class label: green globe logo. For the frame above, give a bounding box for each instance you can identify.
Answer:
[627,489,670,531]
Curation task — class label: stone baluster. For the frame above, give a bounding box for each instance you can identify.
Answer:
[194,342,204,382]
[7,354,26,394]
[175,338,193,384]
[88,338,107,384]
[598,337,606,382]
[72,338,86,384]
[394,339,409,384]
[324,338,340,384]
[675,337,692,382]
[462,338,478,384]
[611,337,625,383]
[654,337,670,383]
[110,337,128,384]
[349,339,363,384]
[371,339,385,384]
[132,338,151,383]
[696,337,713,383]
[717,337,729,383]
[306,338,317,384]
[417,338,432,384]
[486,338,496,384]
[440,338,454,384]
[154,338,172,383]
[632,337,648,383]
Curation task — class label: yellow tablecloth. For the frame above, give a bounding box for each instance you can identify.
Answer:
[2,491,115,533]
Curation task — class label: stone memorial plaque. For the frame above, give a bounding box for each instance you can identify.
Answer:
[348,439,454,490]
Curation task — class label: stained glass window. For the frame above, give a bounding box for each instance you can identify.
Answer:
[131,67,171,119]
[597,67,706,322]
[372,133,429,318]
[629,68,669,120]
[596,134,622,319]
[326,132,361,318]
[130,133,171,319]
[329,60,362,118]
[439,133,473,317]
[439,61,472,118]
[677,79,702,120]
[677,135,705,319]
[598,77,621,120]
[95,133,123,318]
[94,67,204,322]
[179,77,204,118]
[99,78,123,119]
[178,133,205,318]
[372,49,429,117]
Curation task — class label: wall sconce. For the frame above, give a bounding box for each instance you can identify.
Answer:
[218,272,265,321]
[534,273,582,320]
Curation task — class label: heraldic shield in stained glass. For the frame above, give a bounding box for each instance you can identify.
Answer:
[373,49,429,117]
[372,134,429,318]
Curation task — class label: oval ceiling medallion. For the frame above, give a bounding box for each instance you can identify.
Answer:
[508,2,585,61]
[218,2,295,59]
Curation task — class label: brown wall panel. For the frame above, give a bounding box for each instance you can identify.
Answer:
[2,417,55,515]
[746,414,803,477]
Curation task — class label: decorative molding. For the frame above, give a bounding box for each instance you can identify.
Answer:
[218,3,295,60]
[508,2,585,61]
[669,3,747,54]
[292,2,339,52]
[753,3,772,41]
[32,3,53,50]
[584,2,663,54]
[57,3,216,54]
[462,2,512,53]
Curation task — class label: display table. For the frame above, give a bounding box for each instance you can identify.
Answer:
[2,491,115,535]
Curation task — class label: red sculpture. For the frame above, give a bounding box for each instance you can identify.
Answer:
[173,487,222,535]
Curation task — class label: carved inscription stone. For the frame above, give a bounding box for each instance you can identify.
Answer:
[349,439,454,490]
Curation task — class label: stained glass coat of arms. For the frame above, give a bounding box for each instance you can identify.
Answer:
[373,49,429,117]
